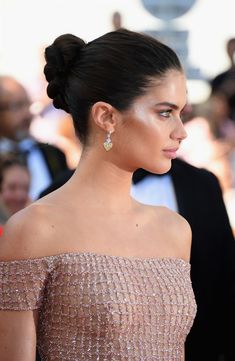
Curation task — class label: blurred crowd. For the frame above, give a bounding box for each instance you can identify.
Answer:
[178,37,235,234]
[1,17,235,237]
[0,74,82,236]
[0,14,235,361]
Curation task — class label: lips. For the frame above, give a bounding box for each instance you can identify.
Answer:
[162,148,179,159]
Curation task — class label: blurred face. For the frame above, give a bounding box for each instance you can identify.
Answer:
[0,78,32,140]
[210,94,230,121]
[1,165,30,215]
[227,40,235,63]
[115,69,187,174]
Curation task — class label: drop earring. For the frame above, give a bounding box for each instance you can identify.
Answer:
[103,130,113,151]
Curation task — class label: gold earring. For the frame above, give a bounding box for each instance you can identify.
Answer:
[103,130,113,151]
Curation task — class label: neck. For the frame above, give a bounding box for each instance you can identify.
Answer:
[67,148,136,213]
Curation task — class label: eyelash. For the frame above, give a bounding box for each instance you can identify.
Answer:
[159,109,172,118]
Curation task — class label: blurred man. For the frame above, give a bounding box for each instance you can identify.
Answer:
[0,76,68,199]
[211,38,235,92]
[210,38,235,121]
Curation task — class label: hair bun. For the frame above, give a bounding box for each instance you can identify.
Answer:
[45,34,86,78]
[44,34,86,112]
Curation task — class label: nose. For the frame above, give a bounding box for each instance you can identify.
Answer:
[171,117,187,142]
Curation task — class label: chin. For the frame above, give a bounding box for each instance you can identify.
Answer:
[147,161,172,175]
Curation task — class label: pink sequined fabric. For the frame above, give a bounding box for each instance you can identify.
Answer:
[0,252,197,360]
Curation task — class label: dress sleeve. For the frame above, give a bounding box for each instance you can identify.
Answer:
[0,257,53,310]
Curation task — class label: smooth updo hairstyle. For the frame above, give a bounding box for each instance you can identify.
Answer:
[44,29,183,143]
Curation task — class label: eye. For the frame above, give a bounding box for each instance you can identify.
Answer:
[159,109,172,118]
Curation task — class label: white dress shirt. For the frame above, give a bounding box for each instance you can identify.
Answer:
[131,174,178,212]
[19,139,52,200]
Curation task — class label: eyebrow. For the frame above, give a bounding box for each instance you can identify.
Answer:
[155,102,178,109]
[155,102,186,110]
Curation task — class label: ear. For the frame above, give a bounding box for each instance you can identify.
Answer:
[91,101,118,133]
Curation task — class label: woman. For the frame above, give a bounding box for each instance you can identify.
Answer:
[0,158,31,217]
[0,29,196,361]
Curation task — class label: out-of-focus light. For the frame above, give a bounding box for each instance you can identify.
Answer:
[186,79,211,104]
[30,101,44,115]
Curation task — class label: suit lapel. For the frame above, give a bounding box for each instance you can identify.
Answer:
[170,159,188,217]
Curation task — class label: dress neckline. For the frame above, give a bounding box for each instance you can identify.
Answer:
[0,250,190,265]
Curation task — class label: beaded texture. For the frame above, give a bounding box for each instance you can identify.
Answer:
[0,252,197,360]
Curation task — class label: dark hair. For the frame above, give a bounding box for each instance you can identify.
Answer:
[0,158,29,190]
[44,29,183,143]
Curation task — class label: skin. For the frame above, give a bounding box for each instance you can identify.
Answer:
[0,69,190,360]
[102,71,188,175]
[0,165,30,215]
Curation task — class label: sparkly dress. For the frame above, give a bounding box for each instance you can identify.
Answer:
[0,252,197,361]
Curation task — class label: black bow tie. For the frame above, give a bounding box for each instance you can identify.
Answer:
[132,168,170,184]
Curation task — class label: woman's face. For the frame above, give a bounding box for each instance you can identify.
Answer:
[1,165,30,215]
[115,69,187,174]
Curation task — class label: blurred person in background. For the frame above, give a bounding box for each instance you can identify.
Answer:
[207,91,235,144]
[179,95,235,236]
[0,200,8,223]
[52,114,82,169]
[112,11,122,30]
[0,76,69,200]
[211,38,235,92]
[200,92,235,234]
[0,158,31,218]
[29,44,82,167]
[210,38,235,121]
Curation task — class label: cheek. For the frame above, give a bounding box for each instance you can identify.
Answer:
[2,189,26,204]
[0,116,9,130]
[2,191,14,205]
[2,186,14,198]
[2,183,16,201]
[130,120,165,150]
[119,121,163,163]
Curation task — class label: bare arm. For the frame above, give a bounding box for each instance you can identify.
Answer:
[0,310,38,361]
[0,206,51,361]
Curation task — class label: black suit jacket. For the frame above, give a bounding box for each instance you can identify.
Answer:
[37,158,235,361]
[133,159,235,361]
[36,142,68,181]
[171,159,235,361]
[0,137,68,181]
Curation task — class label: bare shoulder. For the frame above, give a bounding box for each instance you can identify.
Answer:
[149,205,192,262]
[0,200,60,261]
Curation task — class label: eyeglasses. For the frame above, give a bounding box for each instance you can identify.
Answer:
[0,100,31,112]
